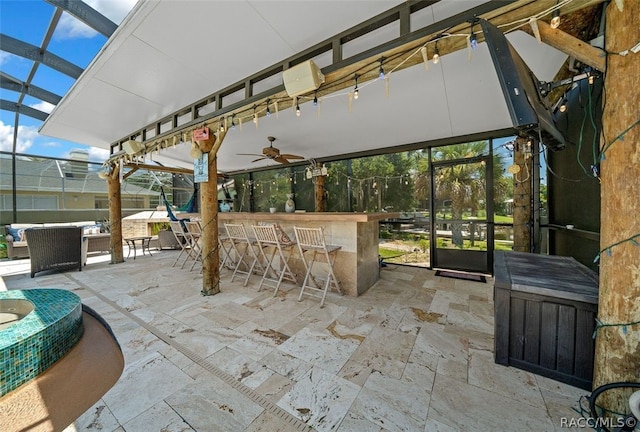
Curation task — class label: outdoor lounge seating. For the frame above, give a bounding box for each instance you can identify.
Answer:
[24,226,84,278]
[4,222,108,260]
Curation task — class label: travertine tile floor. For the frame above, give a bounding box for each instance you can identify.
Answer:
[0,249,590,432]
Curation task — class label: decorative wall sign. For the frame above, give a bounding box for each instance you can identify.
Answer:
[194,153,209,183]
[193,127,210,141]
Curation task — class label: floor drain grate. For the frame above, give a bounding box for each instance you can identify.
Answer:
[67,274,314,432]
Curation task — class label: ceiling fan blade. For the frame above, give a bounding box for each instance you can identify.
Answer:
[237,153,264,157]
[251,157,268,163]
[279,154,305,160]
[274,156,291,164]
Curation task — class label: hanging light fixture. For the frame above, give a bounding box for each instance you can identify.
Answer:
[550,9,561,29]
[295,97,301,117]
[378,57,385,80]
[266,99,271,117]
[219,117,226,132]
[432,40,440,64]
[230,114,236,129]
[313,91,318,107]
[469,29,478,50]
[353,74,359,100]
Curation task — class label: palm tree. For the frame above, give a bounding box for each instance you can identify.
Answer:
[432,142,489,248]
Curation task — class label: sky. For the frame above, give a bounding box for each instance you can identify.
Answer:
[0,0,137,162]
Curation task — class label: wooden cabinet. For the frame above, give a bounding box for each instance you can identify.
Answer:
[493,251,599,390]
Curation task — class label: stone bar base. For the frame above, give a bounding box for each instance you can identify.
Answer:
[216,212,397,297]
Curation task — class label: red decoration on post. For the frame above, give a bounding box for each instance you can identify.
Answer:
[193,127,210,141]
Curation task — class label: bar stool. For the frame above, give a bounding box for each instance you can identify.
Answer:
[169,220,194,269]
[224,223,262,286]
[218,224,236,270]
[293,226,342,307]
[251,224,297,296]
[183,220,203,272]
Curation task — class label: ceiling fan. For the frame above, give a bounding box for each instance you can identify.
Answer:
[237,136,305,164]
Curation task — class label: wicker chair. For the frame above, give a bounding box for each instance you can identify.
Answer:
[25,227,83,278]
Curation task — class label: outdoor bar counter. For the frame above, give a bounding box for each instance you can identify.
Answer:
[216,212,398,297]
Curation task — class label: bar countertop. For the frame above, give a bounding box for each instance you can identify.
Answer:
[198,212,399,222]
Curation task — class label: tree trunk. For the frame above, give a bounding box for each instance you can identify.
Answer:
[107,166,124,264]
[592,0,640,413]
[315,167,326,212]
[513,137,532,252]
[200,153,220,296]
[199,132,224,296]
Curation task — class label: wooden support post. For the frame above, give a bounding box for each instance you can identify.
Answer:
[107,165,124,264]
[198,130,226,296]
[513,137,532,252]
[315,164,327,212]
[593,0,640,410]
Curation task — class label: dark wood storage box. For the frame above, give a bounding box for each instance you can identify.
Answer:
[493,251,599,390]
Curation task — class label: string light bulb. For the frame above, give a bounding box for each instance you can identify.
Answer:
[378,57,385,80]
[219,117,226,132]
[295,97,301,117]
[313,92,318,107]
[550,9,561,29]
[470,33,478,50]
[353,74,359,100]
[469,19,478,51]
[231,114,236,129]
[253,105,258,126]
[432,42,440,64]
[266,99,271,117]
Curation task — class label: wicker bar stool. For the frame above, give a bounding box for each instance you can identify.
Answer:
[251,224,297,296]
[224,223,262,287]
[293,226,342,307]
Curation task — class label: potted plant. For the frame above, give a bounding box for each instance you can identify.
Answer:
[268,196,277,213]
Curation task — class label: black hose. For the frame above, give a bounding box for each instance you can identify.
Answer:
[589,382,640,432]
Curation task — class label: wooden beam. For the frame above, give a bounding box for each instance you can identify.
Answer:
[123,162,228,178]
[121,165,138,181]
[124,163,192,176]
[532,20,606,72]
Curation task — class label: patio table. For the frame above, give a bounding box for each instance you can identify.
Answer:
[124,236,153,259]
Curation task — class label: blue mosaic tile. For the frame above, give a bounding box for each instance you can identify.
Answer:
[0,289,83,396]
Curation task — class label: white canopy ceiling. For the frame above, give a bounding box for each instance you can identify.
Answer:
[40,0,568,173]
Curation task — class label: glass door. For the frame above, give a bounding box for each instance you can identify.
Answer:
[430,149,494,274]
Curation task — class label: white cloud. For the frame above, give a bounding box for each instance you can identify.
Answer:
[0,52,13,66]
[87,146,110,162]
[30,101,55,114]
[0,121,38,153]
[62,146,110,162]
[87,0,138,24]
[55,0,137,40]
[57,13,99,40]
